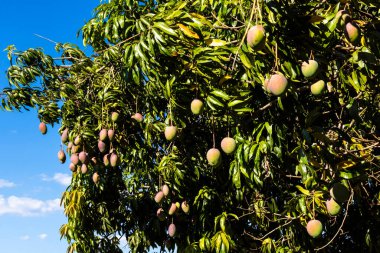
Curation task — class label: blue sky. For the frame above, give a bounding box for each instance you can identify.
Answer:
[0,1,112,252]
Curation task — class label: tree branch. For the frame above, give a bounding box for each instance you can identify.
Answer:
[243,216,299,242]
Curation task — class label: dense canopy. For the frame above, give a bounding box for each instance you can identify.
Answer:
[2,0,380,252]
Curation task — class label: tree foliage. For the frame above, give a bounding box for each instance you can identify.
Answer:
[2,0,380,252]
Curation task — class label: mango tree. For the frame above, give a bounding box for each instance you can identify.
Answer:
[2,0,380,252]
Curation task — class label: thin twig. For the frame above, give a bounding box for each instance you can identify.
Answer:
[213,25,245,30]
[33,33,59,44]
[259,99,277,111]
[249,99,277,119]
[95,33,141,54]
[212,115,216,148]
[238,210,256,219]
[345,142,379,153]
[169,99,173,126]
[211,12,245,30]
[286,175,302,179]
[274,42,279,71]
[256,0,262,23]
[227,112,230,137]
[369,174,380,184]
[231,3,257,71]
[135,96,138,113]
[357,9,376,19]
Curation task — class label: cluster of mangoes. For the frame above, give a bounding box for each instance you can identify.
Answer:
[306,183,350,238]
[164,97,237,167]
[154,184,190,238]
[39,111,131,186]
[246,9,361,98]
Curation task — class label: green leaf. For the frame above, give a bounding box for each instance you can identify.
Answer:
[298,197,307,214]
[211,90,230,100]
[228,100,244,107]
[339,170,361,179]
[239,51,253,69]
[232,163,241,188]
[277,97,284,110]
[206,39,227,46]
[178,23,200,39]
[152,28,165,43]
[153,22,177,36]
[220,232,229,252]
[219,216,226,232]
[295,185,310,195]
[207,95,224,107]
[134,43,149,62]
[327,13,340,32]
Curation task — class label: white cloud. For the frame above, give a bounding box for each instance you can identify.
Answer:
[39,233,48,240]
[0,195,62,216]
[41,173,71,186]
[119,235,130,252]
[20,235,30,240]
[0,179,15,188]
[120,235,127,244]
[52,173,71,186]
